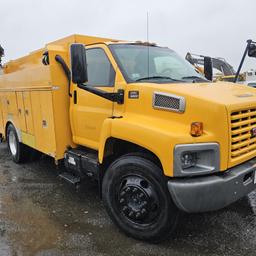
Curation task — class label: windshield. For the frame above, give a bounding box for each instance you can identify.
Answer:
[109,44,206,83]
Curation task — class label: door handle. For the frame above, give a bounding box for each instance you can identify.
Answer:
[74,90,77,104]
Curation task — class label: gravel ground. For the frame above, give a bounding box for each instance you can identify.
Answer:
[0,143,255,256]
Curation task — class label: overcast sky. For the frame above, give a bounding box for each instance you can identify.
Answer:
[1,0,256,71]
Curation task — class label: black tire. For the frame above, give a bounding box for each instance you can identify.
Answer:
[102,154,179,242]
[6,124,28,163]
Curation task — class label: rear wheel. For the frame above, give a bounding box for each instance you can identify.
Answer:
[7,124,28,163]
[102,154,179,242]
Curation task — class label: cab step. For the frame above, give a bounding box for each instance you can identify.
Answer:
[59,172,81,185]
[64,147,99,180]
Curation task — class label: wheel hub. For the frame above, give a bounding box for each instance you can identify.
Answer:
[9,130,17,156]
[118,175,160,224]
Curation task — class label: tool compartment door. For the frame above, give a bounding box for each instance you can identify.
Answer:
[31,90,56,156]
[23,91,34,135]
[16,92,27,132]
[2,92,19,130]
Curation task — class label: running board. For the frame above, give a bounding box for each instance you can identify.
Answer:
[59,172,81,185]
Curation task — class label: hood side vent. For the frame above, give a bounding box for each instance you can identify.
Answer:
[153,92,185,113]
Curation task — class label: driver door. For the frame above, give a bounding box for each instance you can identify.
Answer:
[71,44,116,150]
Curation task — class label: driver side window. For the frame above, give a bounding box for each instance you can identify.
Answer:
[86,48,116,87]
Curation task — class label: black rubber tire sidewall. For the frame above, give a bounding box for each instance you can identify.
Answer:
[7,124,23,163]
[102,155,179,242]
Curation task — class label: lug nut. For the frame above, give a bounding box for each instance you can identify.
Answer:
[128,211,134,217]
[141,208,147,215]
[126,187,131,192]
[132,188,138,193]
[135,212,141,219]
[120,191,126,197]
[142,201,148,206]
[122,206,128,212]
[120,198,125,204]
[139,193,144,198]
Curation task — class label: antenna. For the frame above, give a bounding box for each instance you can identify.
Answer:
[147,12,149,42]
[147,12,149,77]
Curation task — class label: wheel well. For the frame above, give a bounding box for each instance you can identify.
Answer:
[102,137,163,171]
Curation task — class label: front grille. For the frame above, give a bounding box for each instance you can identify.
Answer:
[230,108,256,159]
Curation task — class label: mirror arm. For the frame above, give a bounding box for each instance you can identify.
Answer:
[234,40,252,83]
[78,84,124,104]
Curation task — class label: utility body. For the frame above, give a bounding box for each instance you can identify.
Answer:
[0,35,256,242]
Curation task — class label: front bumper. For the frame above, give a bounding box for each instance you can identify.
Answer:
[168,157,256,213]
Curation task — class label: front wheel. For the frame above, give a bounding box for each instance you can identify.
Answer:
[102,155,179,242]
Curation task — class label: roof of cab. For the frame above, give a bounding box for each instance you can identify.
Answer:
[47,34,125,47]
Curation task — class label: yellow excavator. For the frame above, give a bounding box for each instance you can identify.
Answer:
[185,52,245,82]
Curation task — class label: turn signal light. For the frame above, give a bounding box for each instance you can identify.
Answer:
[191,122,203,137]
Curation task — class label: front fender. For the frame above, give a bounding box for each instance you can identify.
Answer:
[98,114,209,177]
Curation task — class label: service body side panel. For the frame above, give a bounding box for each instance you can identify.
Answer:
[2,92,19,132]
[16,91,27,132]
[30,90,56,156]
[0,48,59,158]
[23,91,34,135]
[48,45,76,160]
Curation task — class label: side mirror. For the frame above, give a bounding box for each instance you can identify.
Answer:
[185,52,194,65]
[70,44,88,84]
[248,44,256,58]
[204,56,213,81]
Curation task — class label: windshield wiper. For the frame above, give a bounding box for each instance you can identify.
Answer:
[182,76,208,82]
[135,76,181,82]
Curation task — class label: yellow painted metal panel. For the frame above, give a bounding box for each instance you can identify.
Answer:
[6,92,18,115]
[49,50,76,160]
[71,86,114,149]
[0,93,8,129]
[23,91,34,135]
[21,132,36,148]
[30,90,56,157]
[16,92,27,132]
[1,92,19,132]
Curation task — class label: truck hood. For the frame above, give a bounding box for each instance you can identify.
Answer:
[146,81,256,107]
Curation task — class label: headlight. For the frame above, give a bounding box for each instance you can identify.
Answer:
[181,152,197,169]
[174,143,220,177]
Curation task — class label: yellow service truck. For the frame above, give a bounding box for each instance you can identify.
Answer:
[0,35,256,242]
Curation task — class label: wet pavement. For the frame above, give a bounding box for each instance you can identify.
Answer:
[0,143,255,256]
